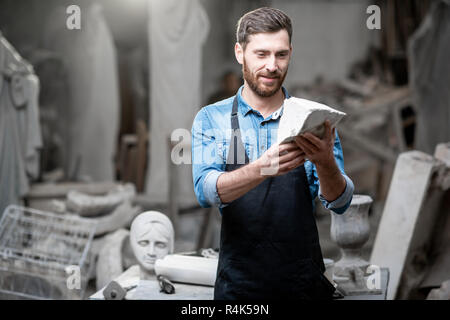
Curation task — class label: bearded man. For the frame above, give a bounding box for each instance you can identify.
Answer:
[191,7,354,300]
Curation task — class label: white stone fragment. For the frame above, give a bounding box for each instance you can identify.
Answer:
[155,254,218,287]
[66,183,136,217]
[277,97,346,144]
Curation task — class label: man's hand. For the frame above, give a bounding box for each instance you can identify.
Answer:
[294,120,346,202]
[217,141,305,204]
[217,141,306,204]
[294,120,336,167]
[255,141,306,176]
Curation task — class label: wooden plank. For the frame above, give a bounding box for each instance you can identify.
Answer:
[135,120,148,193]
[338,127,398,163]
[349,86,410,117]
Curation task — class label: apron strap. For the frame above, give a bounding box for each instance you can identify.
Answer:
[227,96,250,165]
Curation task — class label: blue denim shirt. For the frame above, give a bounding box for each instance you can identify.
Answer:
[191,86,354,214]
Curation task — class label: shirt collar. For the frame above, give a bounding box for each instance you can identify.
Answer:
[236,85,291,118]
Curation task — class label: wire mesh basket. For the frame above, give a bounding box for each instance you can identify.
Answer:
[0,205,97,299]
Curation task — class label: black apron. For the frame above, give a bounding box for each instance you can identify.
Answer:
[214,96,336,300]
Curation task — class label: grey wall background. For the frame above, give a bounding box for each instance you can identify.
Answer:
[0,0,378,105]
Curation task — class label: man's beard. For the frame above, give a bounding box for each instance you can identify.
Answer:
[243,59,287,98]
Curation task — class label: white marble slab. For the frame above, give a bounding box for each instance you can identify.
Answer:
[277,97,346,144]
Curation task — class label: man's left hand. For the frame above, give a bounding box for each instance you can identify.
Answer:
[294,120,335,167]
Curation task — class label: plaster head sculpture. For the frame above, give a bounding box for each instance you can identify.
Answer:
[130,211,174,279]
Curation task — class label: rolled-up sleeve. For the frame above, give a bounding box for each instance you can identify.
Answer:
[203,169,226,208]
[319,174,354,214]
[191,109,226,208]
[315,130,354,214]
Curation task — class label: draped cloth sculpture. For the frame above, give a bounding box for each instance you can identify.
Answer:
[409,0,450,154]
[146,0,209,205]
[0,33,42,215]
[42,3,119,181]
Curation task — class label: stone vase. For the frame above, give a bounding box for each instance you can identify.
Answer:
[330,194,372,278]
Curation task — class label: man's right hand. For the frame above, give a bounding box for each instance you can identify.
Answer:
[217,142,306,204]
[255,141,306,177]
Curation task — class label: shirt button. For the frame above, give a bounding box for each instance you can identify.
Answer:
[261,145,266,151]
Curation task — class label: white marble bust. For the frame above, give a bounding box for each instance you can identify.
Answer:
[129,211,174,280]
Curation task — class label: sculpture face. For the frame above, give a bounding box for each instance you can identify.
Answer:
[131,222,170,271]
[130,211,174,272]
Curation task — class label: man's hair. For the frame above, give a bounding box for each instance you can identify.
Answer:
[236,7,292,49]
